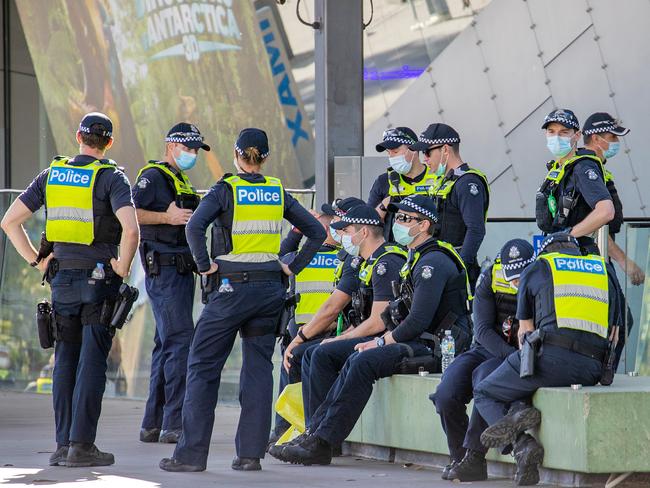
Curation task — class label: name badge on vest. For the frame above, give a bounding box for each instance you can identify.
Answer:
[236,186,282,205]
[48,167,93,188]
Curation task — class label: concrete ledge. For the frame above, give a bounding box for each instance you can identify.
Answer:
[346,374,650,475]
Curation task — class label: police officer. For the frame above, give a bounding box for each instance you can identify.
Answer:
[409,123,489,288]
[474,233,621,486]
[432,239,535,482]
[159,128,325,472]
[368,127,439,238]
[536,109,615,255]
[1,112,139,466]
[134,123,208,444]
[270,204,407,463]
[280,195,472,466]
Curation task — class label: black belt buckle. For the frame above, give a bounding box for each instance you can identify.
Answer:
[242,272,249,283]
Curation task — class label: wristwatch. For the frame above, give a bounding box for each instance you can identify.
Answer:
[375,336,385,347]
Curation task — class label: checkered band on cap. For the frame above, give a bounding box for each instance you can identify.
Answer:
[418,136,460,146]
[502,256,535,271]
[79,124,112,137]
[544,114,579,130]
[583,123,619,135]
[234,143,269,159]
[383,136,414,146]
[331,200,346,217]
[401,198,438,222]
[340,214,381,226]
[166,132,205,144]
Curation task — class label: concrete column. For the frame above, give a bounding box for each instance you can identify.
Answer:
[314,0,364,206]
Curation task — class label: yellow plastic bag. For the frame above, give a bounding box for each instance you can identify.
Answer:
[274,382,305,445]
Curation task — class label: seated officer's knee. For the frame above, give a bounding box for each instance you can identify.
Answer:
[430,380,464,413]
[472,359,502,386]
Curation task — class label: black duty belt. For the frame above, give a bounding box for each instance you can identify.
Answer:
[158,253,192,266]
[217,271,284,284]
[56,259,112,271]
[543,333,606,362]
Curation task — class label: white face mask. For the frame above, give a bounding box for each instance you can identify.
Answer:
[389,154,412,175]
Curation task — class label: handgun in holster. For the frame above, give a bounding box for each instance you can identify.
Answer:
[36,300,55,349]
[520,329,543,378]
[276,292,300,341]
[200,274,217,304]
[600,338,617,386]
[103,283,139,333]
[36,232,54,264]
[555,192,576,227]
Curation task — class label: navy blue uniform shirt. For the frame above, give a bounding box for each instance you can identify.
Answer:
[336,251,362,297]
[363,243,405,303]
[391,239,459,343]
[186,172,326,274]
[367,167,429,208]
[132,163,190,253]
[19,155,133,262]
[473,267,517,359]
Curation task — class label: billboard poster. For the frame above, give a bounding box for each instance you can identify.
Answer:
[16,0,305,188]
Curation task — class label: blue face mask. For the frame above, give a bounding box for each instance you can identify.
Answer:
[389,155,412,175]
[546,135,573,158]
[341,229,364,257]
[175,149,197,170]
[392,222,415,246]
[604,141,620,159]
[330,225,342,244]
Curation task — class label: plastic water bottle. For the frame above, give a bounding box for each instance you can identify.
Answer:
[441,330,455,373]
[91,263,105,280]
[218,278,234,293]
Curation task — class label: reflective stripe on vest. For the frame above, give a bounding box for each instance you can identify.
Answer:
[295,249,340,324]
[387,168,440,197]
[539,252,609,338]
[45,157,117,245]
[359,245,408,286]
[491,261,517,295]
[220,175,284,263]
[136,162,198,198]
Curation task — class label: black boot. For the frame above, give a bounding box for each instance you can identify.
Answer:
[159,457,205,472]
[513,434,544,486]
[281,434,332,466]
[441,458,460,480]
[480,407,541,448]
[231,456,261,471]
[268,431,310,462]
[140,428,161,443]
[66,443,114,467]
[447,449,488,482]
[159,429,181,443]
[266,430,282,453]
[49,445,69,466]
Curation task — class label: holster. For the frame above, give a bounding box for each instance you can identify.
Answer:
[174,253,196,275]
[144,248,161,277]
[600,340,617,386]
[276,292,299,339]
[535,191,554,233]
[36,300,54,349]
[109,283,139,330]
[393,344,440,374]
[520,329,543,378]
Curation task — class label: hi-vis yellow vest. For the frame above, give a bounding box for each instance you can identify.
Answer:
[220,175,284,263]
[539,252,609,338]
[359,245,408,286]
[136,161,198,200]
[295,248,340,324]
[387,168,439,197]
[429,168,490,215]
[45,157,117,245]
[491,260,517,296]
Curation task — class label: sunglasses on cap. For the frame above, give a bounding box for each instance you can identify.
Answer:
[382,128,415,142]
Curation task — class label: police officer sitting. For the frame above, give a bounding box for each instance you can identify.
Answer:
[409,123,489,289]
[270,204,407,463]
[281,195,472,466]
[134,123,208,444]
[474,233,621,486]
[536,109,615,255]
[432,239,535,482]
[368,126,439,239]
[159,128,325,473]
[1,112,139,467]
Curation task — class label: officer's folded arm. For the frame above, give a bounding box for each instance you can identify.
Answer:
[283,195,327,275]
[185,188,223,273]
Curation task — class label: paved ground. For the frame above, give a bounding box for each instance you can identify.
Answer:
[0,390,517,488]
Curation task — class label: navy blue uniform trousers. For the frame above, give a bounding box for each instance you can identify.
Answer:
[173,279,285,468]
[430,345,502,460]
[474,345,602,427]
[311,341,430,446]
[301,336,372,429]
[141,264,195,432]
[51,269,121,446]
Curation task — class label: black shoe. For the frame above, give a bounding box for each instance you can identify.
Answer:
[513,434,544,486]
[268,432,310,462]
[332,444,343,457]
[281,435,332,466]
[266,431,282,453]
[448,449,488,482]
[49,446,69,466]
[159,457,205,472]
[140,428,161,443]
[231,456,261,471]
[480,407,541,448]
[441,458,460,480]
[66,443,114,467]
[159,429,181,443]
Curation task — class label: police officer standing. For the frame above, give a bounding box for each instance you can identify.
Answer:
[432,239,535,482]
[409,123,489,288]
[280,195,472,466]
[134,123,208,444]
[1,113,139,467]
[474,233,621,485]
[369,127,439,237]
[159,128,325,472]
[536,109,615,255]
